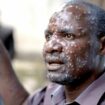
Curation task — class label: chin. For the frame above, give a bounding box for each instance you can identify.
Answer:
[47,71,92,87]
[47,71,78,86]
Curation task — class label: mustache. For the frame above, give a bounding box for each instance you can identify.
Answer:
[45,52,66,63]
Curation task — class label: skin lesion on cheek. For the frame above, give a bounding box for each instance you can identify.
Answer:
[64,41,78,54]
[75,55,89,69]
[65,40,90,68]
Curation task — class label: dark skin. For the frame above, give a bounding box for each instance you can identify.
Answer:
[0,3,105,105]
[43,4,105,102]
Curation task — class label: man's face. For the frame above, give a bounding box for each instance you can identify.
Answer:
[43,5,99,86]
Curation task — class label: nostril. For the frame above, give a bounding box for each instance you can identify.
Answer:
[53,44,62,52]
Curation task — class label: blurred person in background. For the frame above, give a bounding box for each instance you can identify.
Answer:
[0,11,15,59]
[0,25,15,59]
[0,0,105,105]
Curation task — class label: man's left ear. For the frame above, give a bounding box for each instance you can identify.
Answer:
[100,36,105,55]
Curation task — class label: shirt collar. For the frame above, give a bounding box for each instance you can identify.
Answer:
[76,72,105,105]
[51,73,105,105]
[51,85,65,105]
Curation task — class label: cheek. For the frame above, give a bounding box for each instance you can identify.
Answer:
[64,41,91,70]
[75,52,89,70]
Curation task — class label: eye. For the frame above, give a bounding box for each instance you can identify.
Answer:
[65,33,75,40]
[45,33,52,41]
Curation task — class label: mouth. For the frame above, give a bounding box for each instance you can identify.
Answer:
[46,60,64,71]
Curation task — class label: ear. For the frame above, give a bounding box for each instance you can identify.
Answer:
[100,36,105,55]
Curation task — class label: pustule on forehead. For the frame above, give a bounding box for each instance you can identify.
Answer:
[63,4,88,17]
[47,3,92,35]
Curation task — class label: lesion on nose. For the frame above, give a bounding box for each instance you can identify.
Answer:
[45,39,63,53]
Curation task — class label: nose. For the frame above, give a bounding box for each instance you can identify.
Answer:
[45,37,63,53]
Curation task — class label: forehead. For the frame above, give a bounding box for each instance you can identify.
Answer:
[48,4,90,34]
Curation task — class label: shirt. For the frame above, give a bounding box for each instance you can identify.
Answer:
[0,96,4,105]
[24,73,105,105]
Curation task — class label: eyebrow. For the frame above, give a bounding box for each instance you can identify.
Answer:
[45,27,87,37]
[58,28,71,33]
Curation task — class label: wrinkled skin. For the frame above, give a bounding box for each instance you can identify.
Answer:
[43,5,100,86]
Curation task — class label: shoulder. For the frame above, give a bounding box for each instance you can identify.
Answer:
[23,86,47,105]
[23,83,61,105]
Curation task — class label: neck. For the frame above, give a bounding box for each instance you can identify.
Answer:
[64,74,97,103]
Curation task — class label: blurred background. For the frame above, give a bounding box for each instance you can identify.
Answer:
[0,0,105,93]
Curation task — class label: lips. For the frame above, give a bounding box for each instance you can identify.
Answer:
[46,57,64,71]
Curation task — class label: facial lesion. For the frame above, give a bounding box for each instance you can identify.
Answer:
[44,27,89,43]
[57,29,76,40]
[45,7,90,42]
[45,28,76,41]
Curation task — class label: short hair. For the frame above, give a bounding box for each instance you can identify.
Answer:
[63,0,105,39]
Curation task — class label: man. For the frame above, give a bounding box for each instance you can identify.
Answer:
[0,0,105,105]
